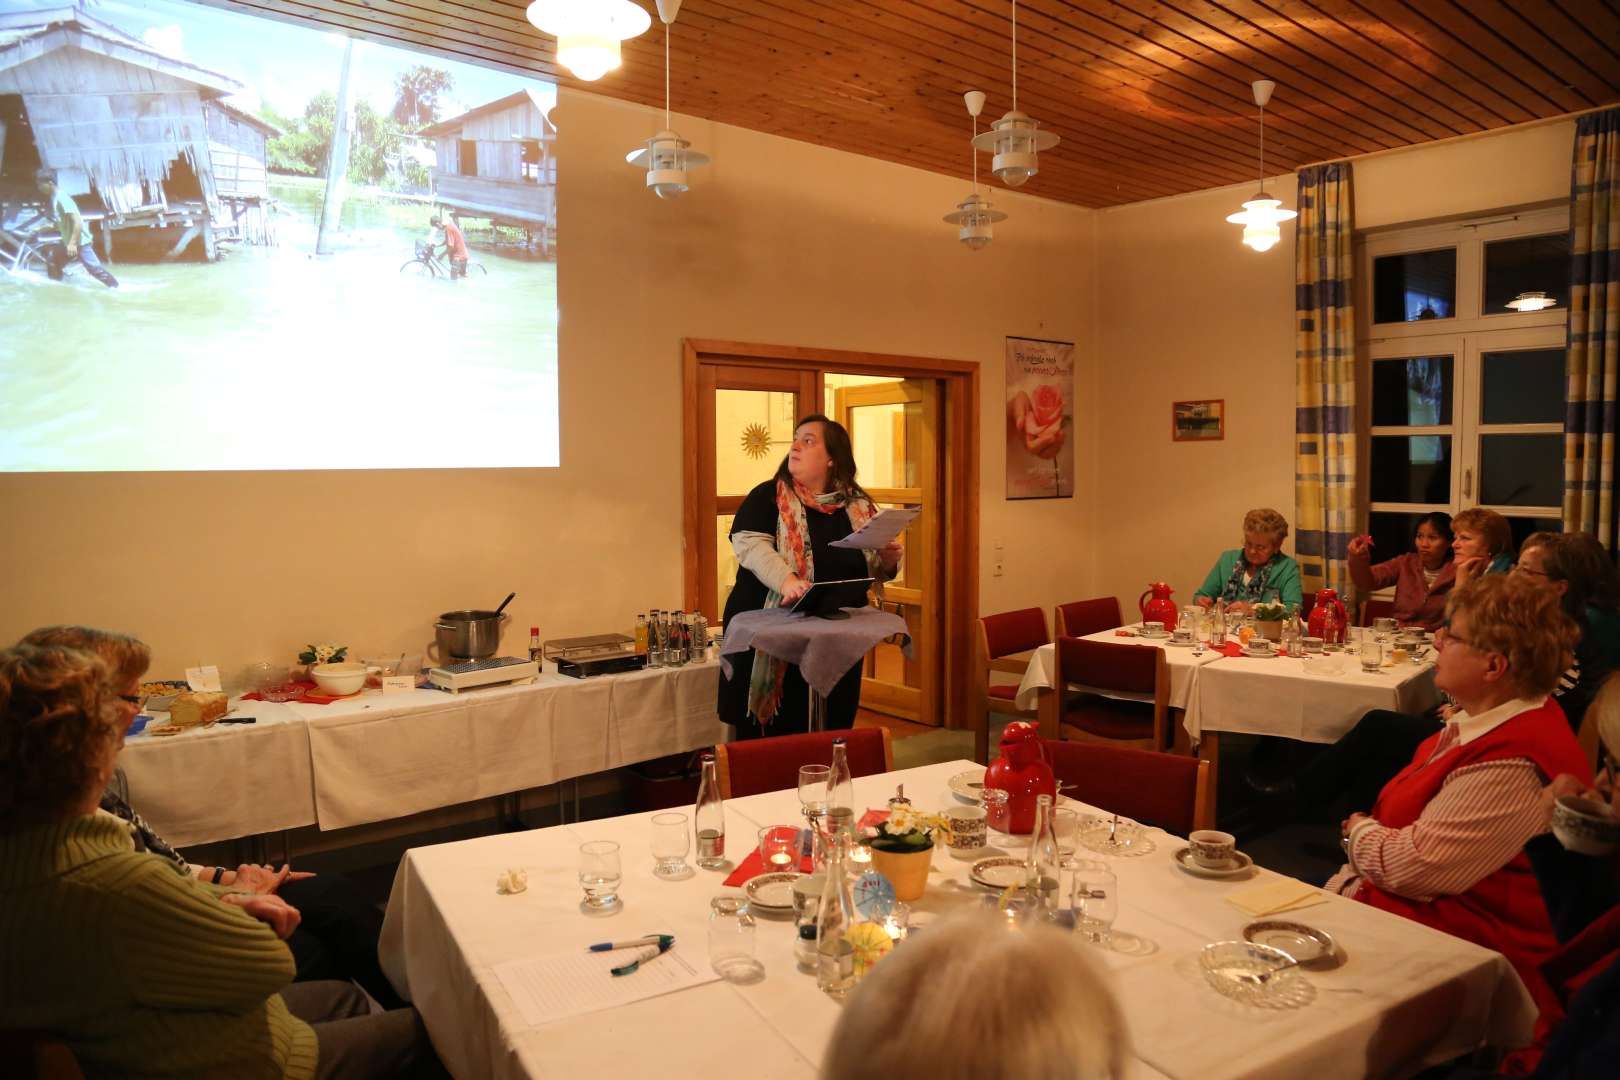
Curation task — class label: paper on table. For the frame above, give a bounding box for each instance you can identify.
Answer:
[1224,878,1329,918]
[830,507,920,550]
[493,945,718,1028]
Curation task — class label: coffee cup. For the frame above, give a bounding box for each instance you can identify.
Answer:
[1142,620,1165,636]
[1247,636,1271,654]
[1188,829,1236,868]
[1171,626,1192,642]
[945,805,988,858]
[1302,636,1325,654]
[1552,795,1620,856]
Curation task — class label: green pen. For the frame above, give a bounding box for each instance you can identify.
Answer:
[610,938,673,976]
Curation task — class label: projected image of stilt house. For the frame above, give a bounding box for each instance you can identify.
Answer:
[204,99,281,246]
[0,7,241,261]
[419,89,556,255]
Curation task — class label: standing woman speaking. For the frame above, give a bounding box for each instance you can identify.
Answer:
[719,415,902,738]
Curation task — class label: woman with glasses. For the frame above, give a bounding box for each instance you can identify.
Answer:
[1346,512,1454,631]
[1327,575,1590,1069]
[1191,507,1302,614]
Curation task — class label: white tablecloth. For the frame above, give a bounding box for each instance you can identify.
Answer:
[118,660,727,843]
[1183,654,1441,744]
[118,701,316,847]
[380,760,1533,1080]
[1014,631,1224,712]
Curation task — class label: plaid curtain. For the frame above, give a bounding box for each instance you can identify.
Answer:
[1294,162,1357,599]
[1565,107,1620,548]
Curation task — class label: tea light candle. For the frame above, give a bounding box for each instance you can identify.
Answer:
[881,903,910,942]
[848,844,872,867]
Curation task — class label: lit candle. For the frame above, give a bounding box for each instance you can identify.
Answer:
[848,844,872,866]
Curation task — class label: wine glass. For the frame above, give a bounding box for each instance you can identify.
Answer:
[798,765,830,824]
[579,840,623,916]
[651,812,694,880]
[1072,863,1118,947]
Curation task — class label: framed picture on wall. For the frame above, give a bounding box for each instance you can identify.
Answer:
[1172,399,1225,442]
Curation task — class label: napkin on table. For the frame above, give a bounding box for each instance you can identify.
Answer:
[1224,878,1329,917]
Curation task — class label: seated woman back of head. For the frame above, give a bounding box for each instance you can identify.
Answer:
[821,912,1126,1080]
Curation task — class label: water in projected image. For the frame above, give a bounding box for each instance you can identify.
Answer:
[0,1,558,471]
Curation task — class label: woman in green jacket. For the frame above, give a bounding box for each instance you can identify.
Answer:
[1193,507,1304,613]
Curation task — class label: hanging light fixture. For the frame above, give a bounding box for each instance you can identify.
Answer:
[625,0,708,198]
[526,0,650,82]
[944,91,1007,250]
[971,0,1058,188]
[1225,79,1297,253]
[1506,291,1556,312]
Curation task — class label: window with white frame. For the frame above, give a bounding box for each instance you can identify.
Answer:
[1356,207,1569,562]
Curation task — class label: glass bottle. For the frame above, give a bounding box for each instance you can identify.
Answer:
[828,738,855,820]
[647,609,663,667]
[694,752,725,869]
[1026,793,1062,916]
[634,614,648,657]
[670,611,688,667]
[816,833,859,999]
[1281,603,1301,655]
[528,626,542,665]
[1211,599,1227,646]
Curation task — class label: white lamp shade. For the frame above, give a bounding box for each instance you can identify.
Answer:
[527,0,651,81]
[972,111,1059,188]
[943,193,1007,250]
[1506,291,1556,311]
[626,129,709,198]
[1225,192,1297,252]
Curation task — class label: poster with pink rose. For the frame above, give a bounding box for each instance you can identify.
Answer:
[1005,336,1074,499]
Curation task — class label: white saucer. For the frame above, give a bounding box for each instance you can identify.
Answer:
[1163,638,1198,648]
[948,768,986,804]
[1135,628,1170,639]
[1243,648,1278,658]
[1172,847,1254,879]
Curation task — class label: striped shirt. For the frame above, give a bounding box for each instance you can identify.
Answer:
[1326,697,1550,900]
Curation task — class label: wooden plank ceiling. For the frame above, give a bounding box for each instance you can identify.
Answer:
[206,0,1620,208]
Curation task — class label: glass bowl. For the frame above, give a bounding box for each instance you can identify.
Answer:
[260,683,305,703]
[1199,941,1314,1008]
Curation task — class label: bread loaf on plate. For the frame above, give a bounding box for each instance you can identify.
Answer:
[168,691,228,728]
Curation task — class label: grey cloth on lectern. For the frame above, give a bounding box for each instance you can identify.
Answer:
[719,607,911,699]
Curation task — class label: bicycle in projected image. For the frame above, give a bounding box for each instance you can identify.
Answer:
[398,240,487,279]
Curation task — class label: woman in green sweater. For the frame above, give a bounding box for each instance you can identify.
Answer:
[1192,507,1304,613]
[0,643,438,1078]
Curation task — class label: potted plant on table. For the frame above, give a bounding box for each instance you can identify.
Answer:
[1252,602,1287,642]
[295,642,347,681]
[862,806,947,902]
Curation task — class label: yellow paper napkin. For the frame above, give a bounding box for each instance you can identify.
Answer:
[1225,878,1329,918]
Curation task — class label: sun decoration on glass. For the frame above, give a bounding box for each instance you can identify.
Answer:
[1225,80,1297,253]
[741,423,773,459]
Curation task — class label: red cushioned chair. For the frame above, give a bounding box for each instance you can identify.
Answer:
[1053,637,1169,751]
[1359,598,1396,626]
[713,728,893,799]
[1042,739,1212,835]
[0,1032,85,1080]
[977,607,1051,764]
[1054,596,1124,638]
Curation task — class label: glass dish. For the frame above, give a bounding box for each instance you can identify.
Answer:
[260,683,305,703]
[1076,817,1153,857]
[1199,941,1314,1009]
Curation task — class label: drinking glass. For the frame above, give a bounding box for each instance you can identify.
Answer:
[1072,863,1118,947]
[1053,807,1080,855]
[758,825,801,873]
[982,788,1011,834]
[798,765,831,823]
[708,896,763,982]
[1374,616,1397,642]
[1360,639,1383,674]
[1238,621,1256,647]
[651,812,694,880]
[578,840,623,916]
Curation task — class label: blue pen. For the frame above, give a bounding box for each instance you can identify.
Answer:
[587,934,674,953]
[611,938,674,976]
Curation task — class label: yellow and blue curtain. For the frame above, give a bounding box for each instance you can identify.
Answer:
[1565,107,1620,549]
[1294,162,1358,598]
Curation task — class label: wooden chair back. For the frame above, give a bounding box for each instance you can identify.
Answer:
[1054,596,1123,638]
[713,728,894,800]
[1053,637,1170,750]
[1041,739,1213,835]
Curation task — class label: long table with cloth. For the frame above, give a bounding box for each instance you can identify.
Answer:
[118,659,727,845]
[378,760,1535,1080]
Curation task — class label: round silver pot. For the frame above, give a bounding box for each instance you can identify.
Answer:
[435,609,504,659]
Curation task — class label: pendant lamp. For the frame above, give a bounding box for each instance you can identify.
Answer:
[526,0,650,82]
[1225,79,1297,252]
[1506,291,1556,312]
[970,0,1058,188]
[943,91,1007,250]
[625,0,708,198]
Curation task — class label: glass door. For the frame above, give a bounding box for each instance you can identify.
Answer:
[832,377,942,726]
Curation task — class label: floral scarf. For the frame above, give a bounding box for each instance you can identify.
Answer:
[1219,553,1281,605]
[747,477,879,725]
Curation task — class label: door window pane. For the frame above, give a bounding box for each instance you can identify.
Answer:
[1367,511,1439,564]
[1480,435,1562,507]
[715,390,795,497]
[1481,349,1564,424]
[716,513,738,617]
[1373,248,1456,323]
[1484,234,1570,314]
[1370,435,1452,503]
[1371,356,1452,426]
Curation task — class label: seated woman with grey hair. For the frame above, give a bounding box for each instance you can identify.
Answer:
[822,912,1127,1080]
[1192,507,1303,614]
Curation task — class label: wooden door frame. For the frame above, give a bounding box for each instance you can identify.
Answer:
[682,338,980,734]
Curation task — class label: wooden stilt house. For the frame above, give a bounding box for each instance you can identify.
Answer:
[419,88,556,254]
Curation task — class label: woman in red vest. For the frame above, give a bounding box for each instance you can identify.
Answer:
[1326,574,1593,1067]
